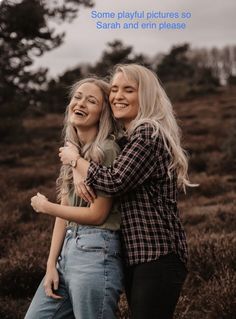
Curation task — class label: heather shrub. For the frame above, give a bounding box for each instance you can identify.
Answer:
[188,233,236,282]
[183,204,236,233]
[189,152,208,172]
[0,229,51,298]
[194,173,228,197]
[0,297,29,319]
[175,267,236,319]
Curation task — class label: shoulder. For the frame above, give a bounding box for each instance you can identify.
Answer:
[101,136,121,154]
[131,123,166,153]
[100,137,121,167]
[131,123,155,142]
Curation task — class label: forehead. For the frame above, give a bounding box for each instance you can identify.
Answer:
[111,72,138,88]
[75,83,103,100]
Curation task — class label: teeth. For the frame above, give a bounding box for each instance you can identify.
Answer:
[74,110,87,116]
[114,103,128,109]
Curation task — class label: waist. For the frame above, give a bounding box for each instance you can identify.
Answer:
[66,224,120,238]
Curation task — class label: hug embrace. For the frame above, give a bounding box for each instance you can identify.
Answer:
[26,64,194,319]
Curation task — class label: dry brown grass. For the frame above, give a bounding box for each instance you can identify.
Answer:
[0,87,236,319]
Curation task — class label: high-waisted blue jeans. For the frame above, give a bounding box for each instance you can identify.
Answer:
[25,226,124,319]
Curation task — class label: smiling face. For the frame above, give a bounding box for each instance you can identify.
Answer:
[68,82,104,130]
[109,72,139,129]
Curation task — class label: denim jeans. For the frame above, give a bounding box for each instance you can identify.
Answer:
[25,226,124,319]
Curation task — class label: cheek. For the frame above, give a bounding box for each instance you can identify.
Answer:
[109,93,115,105]
[90,108,102,122]
[68,102,74,113]
[111,103,116,114]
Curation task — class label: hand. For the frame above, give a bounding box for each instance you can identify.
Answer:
[44,265,62,299]
[31,192,48,213]
[59,141,80,165]
[73,169,96,203]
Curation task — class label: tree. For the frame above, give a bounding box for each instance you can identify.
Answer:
[89,40,150,77]
[0,0,93,138]
[157,43,194,82]
[43,40,151,113]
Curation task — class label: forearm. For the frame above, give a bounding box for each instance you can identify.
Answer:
[73,158,90,178]
[47,217,67,267]
[85,138,158,196]
[43,201,108,225]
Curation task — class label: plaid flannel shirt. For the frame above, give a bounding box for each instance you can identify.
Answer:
[86,123,188,266]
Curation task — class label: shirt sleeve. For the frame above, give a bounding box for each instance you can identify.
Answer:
[86,123,167,196]
[95,139,121,198]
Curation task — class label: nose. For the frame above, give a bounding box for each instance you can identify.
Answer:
[75,97,86,108]
[113,89,124,100]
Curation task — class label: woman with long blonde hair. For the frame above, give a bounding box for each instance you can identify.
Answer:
[25,78,123,319]
[59,64,193,319]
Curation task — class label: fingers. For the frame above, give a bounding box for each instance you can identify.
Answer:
[75,183,92,203]
[66,141,77,149]
[37,192,48,200]
[44,281,62,299]
[31,196,39,212]
[53,279,59,291]
[75,183,96,203]
[86,185,96,200]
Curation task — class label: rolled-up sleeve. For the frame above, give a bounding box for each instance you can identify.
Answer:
[85,124,167,196]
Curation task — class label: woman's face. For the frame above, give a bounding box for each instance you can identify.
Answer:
[68,82,103,129]
[109,72,139,128]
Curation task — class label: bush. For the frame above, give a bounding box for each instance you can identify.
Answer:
[188,233,236,282]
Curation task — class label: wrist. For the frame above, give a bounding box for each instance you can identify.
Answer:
[70,154,81,168]
[42,200,50,214]
[47,259,57,268]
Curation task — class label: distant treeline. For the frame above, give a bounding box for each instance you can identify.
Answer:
[0,0,236,137]
[42,41,236,113]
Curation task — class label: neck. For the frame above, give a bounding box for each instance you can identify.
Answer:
[123,119,132,131]
[76,126,98,145]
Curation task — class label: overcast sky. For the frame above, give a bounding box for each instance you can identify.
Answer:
[34,0,236,78]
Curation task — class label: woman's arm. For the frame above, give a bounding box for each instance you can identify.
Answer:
[44,196,67,299]
[59,124,165,196]
[47,217,67,268]
[31,193,113,225]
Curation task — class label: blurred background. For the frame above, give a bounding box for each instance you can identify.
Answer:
[0,0,236,318]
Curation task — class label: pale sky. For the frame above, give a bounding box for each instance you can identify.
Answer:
[33,0,236,78]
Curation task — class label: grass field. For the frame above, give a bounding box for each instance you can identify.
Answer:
[0,87,235,319]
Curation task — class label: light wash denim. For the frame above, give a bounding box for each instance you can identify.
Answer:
[25,225,124,319]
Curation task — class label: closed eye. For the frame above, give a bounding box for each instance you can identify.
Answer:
[88,99,97,104]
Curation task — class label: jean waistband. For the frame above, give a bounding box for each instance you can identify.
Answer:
[66,224,120,238]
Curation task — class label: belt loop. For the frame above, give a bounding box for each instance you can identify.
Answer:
[73,225,78,238]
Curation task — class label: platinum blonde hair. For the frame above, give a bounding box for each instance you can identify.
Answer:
[111,64,193,191]
[57,77,115,201]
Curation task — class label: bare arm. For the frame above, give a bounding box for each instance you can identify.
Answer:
[43,196,67,299]
[59,125,161,196]
[47,217,67,268]
[31,193,113,225]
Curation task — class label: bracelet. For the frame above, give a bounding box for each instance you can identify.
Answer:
[70,154,81,168]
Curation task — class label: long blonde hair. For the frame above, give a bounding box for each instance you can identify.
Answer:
[111,64,193,191]
[57,77,116,201]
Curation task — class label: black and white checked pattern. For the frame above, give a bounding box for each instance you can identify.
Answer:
[86,123,188,266]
